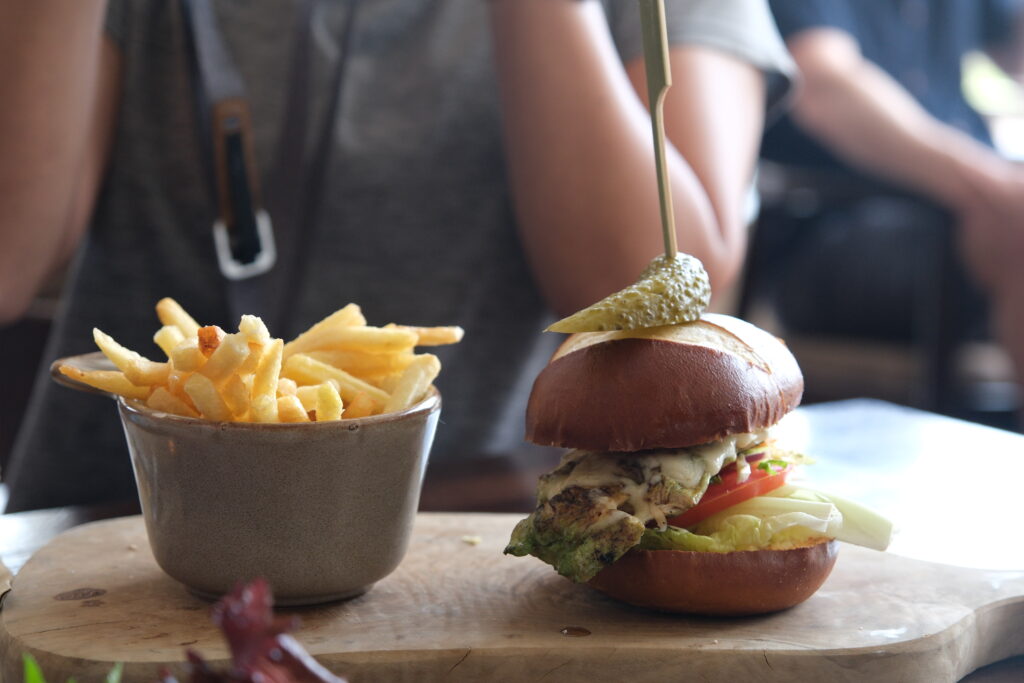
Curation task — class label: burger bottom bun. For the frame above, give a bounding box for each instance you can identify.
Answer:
[587,539,839,616]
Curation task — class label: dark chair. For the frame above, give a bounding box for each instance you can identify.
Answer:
[739,162,1017,425]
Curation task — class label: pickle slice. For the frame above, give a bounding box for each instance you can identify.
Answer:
[547,253,711,333]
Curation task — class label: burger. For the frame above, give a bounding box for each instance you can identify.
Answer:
[504,313,891,616]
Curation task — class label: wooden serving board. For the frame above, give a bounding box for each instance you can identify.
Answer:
[2,513,1023,682]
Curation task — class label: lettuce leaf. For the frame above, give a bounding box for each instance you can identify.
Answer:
[23,654,46,683]
[640,486,893,553]
[766,485,894,551]
[20,654,117,683]
[640,515,828,553]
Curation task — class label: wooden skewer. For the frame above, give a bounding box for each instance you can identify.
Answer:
[638,0,676,260]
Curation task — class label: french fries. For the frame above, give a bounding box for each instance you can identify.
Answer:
[171,339,205,372]
[385,324,464,346]
[251,338,283,423]
[282,304,366,359]
[59,365,152,401]
[147,386,199,418]
[251,394,278,424]
[156,297,201,338]
[282,354,390,405]
[325,326,418,354]
[166,369,195,406]
[65,299,460,424]
[239,315,270,345]
[306,348,414,377]
[221,374,251,418]
[199,332,250,384]
[93,329,170,386]
[276,395,310,423]
[295,385,321,413]
[154,325,186,357]
[197,326,225,358]
[384,354,441,414]
[343,392,378,419]
[184,372,232,422]
[316,382,344,421]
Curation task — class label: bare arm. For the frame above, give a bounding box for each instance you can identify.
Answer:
[788,27,1024,393]
[785,29,1014,211]
[626,48,764,294]
[489,0,764,315]
[0,0,120,324]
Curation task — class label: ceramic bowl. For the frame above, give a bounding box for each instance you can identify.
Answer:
[116,389,440,605]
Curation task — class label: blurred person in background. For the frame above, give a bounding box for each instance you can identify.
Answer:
[758,0,1024,413]
[0,0,792,511]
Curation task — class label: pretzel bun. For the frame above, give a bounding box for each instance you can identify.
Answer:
[526,314,803,452]
[587,539,838,616]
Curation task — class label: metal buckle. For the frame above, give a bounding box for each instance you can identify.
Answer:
[213,210,277,280]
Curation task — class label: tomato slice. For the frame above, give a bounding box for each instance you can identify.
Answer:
[666,456,791,529]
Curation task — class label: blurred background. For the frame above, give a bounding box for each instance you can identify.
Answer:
[740,51,1024,432]
[9,55,1020,475]
[2,0,1024,513]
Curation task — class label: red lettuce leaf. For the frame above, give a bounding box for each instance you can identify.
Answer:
[160,579,346,683]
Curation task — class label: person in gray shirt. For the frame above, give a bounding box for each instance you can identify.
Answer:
[0,0,793,512]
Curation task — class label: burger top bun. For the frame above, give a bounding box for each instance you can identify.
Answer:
[526,313,803,452]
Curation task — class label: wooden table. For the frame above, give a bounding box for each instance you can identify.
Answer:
[2,399,1023,681]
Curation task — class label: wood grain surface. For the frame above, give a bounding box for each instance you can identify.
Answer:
[2,513,1023,682]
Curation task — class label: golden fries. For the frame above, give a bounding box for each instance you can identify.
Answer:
[277,394,310,423]
[384,354,441,413]
[166,369,194,405]
[295,381,341,413]
[170,338,205,372]
[197,326,225,358]
[316,382,343,421]
[295,385,320,412]
[282,354,390,405]
[222,374,250,418]
[156,297,201,338]
[283,304,367,359]
[93,329,170,386]
[251,394,278,424]
[237,315,269,374]
[306,348,414,377]
[251,338,283,419]
[154,326,186,358]
[147,386,199,418]
[386,324,464,346]
[277,377,298,396]
[343,391,378,419]
[367,372,401,394]
[329,326,418,354]
[184,373,233,422]
[239,314,271,345]
[75,298,458,423]
[238,342,265,375]
[59,365,152,400]
[199,332,250,384]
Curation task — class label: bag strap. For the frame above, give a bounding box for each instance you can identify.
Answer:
[182,0,361,334]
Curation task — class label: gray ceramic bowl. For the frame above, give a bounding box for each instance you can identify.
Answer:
[116,389,440,605]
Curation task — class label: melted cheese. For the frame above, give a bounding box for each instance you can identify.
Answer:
[538,430,768,529]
